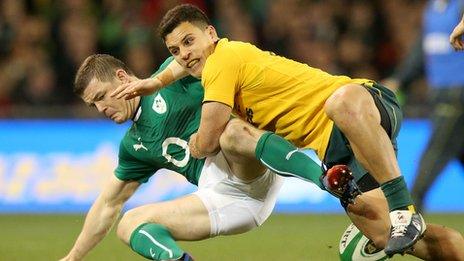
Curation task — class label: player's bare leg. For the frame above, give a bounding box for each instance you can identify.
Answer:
[324,84,400,184]
[348,189,464,260]
[117,194,209,260]
[325,83,425,256]
[220,118,323,186]
[220,118,268,181]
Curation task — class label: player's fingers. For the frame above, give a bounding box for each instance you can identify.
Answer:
[450,38,462,50]
[450,28,461,45]
[458,40,464,50]
[450,34,459,48]
[110,83,129,97]
[124,90,139,100]
[117,91,132,100]
[125,82,151,98]
[115,85,135,99]
[452,39,463,50]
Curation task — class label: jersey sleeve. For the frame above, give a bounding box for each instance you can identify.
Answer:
[114,141,159,183]
[151,57,175,78]
[201,45,241,107]
[151,56,199,86]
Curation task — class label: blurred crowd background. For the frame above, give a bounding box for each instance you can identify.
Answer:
[0,0,427,119]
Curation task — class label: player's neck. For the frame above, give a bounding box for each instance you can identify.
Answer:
[130,96,142,121]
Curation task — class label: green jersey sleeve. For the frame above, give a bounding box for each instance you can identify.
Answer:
[114,139,159,183]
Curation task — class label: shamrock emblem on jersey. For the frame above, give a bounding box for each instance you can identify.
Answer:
[152,93,167,114]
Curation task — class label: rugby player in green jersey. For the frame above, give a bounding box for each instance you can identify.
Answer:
[60,54,287,261]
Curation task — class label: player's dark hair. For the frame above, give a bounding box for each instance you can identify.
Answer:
[74,54,133,96]
[158,4,211,40]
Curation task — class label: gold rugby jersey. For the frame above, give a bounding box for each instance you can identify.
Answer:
[202,38,369,158]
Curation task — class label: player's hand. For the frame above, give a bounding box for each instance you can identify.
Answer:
[59,254,80,261]
[110,77,162,100]
[188,133,202,159]
[450,20,464,51]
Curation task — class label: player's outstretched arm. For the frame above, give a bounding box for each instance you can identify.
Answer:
[110,59,189,100]
[60,175,140,261]
[450,14,464,50]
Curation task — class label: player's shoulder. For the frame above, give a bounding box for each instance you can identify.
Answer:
[207,38,251,68]
[215,38,257,55]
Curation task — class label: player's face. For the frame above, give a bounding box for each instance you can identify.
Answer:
[165,21,218,78]
[81,77,134,123]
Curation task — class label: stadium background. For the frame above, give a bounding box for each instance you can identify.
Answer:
[0,0,463,260]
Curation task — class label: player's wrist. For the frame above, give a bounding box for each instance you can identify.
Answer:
[190,139,200,158]
[189,134,206,159]
[153,76,166,89]
[66,251,83,261]
[155,68,176,89]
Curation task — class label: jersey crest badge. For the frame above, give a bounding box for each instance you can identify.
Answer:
[152,93,167,114]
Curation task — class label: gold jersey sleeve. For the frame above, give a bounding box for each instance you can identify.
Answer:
[202,38,370,158]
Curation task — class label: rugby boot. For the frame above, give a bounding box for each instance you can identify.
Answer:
[177,252,194,261]
[320,164,362,207]
[384,210,426,257]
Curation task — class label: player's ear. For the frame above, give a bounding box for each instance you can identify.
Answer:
[116,69,129,83]
[206,25,219,42]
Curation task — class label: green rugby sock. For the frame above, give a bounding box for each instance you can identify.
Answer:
[130,223,184,260]
[255,132,323,188]
[381,176,415,212]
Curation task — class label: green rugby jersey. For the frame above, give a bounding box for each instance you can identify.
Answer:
[115,58,204,185]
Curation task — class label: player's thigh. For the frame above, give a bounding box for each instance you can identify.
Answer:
[346,188,390,248]
[196,161,283,237]
[219,120,267,181]
[118,194,210,242]
[220,118,264,159]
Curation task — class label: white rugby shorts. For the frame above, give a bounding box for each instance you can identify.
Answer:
[194,151,284,237]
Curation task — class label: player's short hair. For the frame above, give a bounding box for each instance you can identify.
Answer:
[74,54,133,96]
[158,4,211,40]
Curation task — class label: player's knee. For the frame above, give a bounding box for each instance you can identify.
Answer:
[220,119,250,152]
[324,85,356,117]
[421,226,464,260]
[117,209,142,244]
[324,84,369,125]
[440,228,464,257]
[221,118,242,142]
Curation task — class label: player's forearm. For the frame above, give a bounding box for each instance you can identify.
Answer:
[110,59,189,100]
[67,196,123,260]
[156,59,189,87]
[190,102,232,158]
